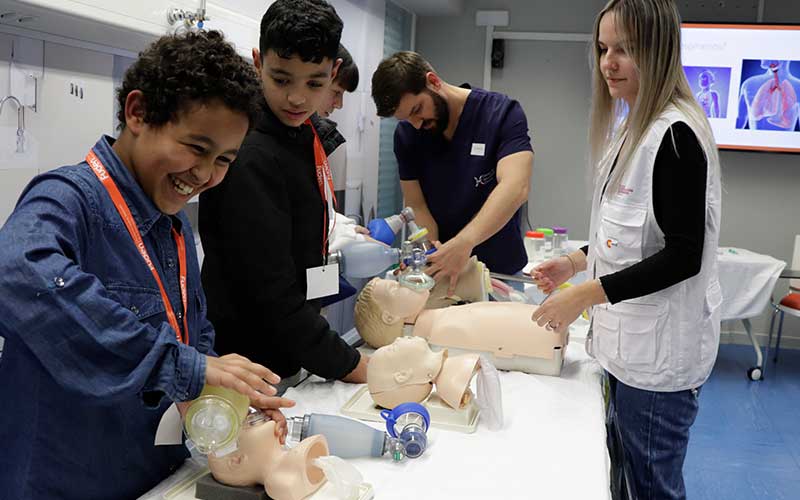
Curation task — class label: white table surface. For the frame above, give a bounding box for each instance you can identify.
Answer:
[142,318,610,500]
[716,247,786,321]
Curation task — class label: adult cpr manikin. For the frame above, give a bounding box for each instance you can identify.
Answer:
[355,278,567,376]
[207,419,328,500]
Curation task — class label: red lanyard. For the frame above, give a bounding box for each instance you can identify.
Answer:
[305,119,338,257]
[86,150,189,345]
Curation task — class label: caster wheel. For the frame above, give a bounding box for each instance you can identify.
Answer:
[747,367,762,381]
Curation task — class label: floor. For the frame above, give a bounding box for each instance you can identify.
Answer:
[684,344,800,500]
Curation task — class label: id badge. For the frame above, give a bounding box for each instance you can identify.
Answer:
[306,263,340,300]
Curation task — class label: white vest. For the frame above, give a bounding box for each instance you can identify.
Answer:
[586,106,722,392]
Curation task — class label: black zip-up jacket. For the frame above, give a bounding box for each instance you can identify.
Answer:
[198,101,360,379]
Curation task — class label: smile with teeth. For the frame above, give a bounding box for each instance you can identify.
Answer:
[170,175,195,196]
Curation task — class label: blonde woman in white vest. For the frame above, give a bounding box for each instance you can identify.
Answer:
[530,1,721,499]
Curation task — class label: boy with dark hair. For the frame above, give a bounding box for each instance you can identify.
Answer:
[200,0,369,383]
[320,44,360,117]
[0,31,292,499]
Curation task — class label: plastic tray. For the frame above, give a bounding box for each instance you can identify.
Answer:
[340,386,480,434]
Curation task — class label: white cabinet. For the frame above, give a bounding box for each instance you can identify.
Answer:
[0,0,261,57]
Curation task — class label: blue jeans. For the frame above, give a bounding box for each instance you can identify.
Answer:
[607,373,700,500]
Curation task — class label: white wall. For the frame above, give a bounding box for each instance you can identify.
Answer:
[0,32,114,221]
[0,0,388,228]
[415,0,800,346]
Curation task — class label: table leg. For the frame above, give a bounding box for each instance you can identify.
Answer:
[742,318,763,381]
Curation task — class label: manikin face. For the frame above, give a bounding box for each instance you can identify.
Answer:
[394,80,451,135]
[598,11,640,107]
[254,49,340,127]
[124,93,248,215]
[372,279,430,322]
[368,337,444,397]
[320,80,346,117]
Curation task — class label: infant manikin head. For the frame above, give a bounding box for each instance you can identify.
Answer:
[207,418,328,500]
[367,336,481,411]
[355,278,430,348]
[367,336,444,409]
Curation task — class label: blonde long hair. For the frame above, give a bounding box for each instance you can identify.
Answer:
[589,0,719,192]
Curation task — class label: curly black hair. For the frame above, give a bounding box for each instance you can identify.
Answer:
[335,44,359,92]
[116,30,262,129]
[259,0,342,64]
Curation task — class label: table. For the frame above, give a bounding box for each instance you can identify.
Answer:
[141,319,611,500]
[717,247,786,380]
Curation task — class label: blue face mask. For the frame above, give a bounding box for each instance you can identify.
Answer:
[380,402,431,459]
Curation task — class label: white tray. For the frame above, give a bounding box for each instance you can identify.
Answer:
[340,386,480,434]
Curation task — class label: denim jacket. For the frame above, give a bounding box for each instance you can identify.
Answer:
[0,136,212,499]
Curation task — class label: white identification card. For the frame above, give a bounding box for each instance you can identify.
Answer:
[470,143,486,156]
[306,263,340,300]
[154,403,183,446]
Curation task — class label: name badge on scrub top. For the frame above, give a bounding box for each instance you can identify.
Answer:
[470,143,486,156]
[306,263,340,300]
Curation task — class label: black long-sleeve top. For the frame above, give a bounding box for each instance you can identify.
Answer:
[583,122,708,304]
[198,102,360,379]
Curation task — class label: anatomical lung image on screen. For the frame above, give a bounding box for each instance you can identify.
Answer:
[736,59,800,132]
[684,66,732,119]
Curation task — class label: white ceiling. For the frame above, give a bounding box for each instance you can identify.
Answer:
[393,0,464,16]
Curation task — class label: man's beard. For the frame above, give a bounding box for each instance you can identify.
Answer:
[424,89,450,136]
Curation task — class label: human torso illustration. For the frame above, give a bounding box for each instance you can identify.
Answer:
[738,61,800,131]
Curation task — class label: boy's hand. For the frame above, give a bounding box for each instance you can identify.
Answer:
[340,354,370,384]
[205,354,288,408]
[263,409,289,445]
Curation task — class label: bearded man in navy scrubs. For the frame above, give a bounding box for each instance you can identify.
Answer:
[372,51,534,291]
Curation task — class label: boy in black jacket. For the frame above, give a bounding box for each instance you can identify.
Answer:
[199,0,368,382]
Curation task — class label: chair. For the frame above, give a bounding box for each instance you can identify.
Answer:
[767,235,800,364]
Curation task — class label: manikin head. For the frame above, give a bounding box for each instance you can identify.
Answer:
[354,259,490,348]
[367,336,444,409]
[367,336,481,411]
[207,419,328,500]
[354,278,430,348]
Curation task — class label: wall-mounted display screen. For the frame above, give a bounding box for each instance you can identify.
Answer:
[682,23,800,153]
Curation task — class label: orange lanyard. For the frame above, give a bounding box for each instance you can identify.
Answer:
[86,150,189,345]
[305,119,338,258]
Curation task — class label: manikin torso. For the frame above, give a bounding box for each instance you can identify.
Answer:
[414,302,566,363]
[207,419,328,500]
[356,278,567,375]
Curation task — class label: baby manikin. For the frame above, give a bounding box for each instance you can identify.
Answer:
[366,336,503,430]
[207,417,329,500]
[355,277,567,376]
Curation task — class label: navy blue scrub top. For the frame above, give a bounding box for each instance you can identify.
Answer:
[395,87,533,274]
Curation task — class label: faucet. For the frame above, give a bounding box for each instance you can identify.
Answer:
[0,95,25,153]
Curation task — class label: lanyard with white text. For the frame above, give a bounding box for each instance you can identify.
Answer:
[305,119,338,260]
[86,150,189,345]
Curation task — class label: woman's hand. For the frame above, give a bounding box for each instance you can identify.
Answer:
[531,280,607,334]
[530,256,575,294]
